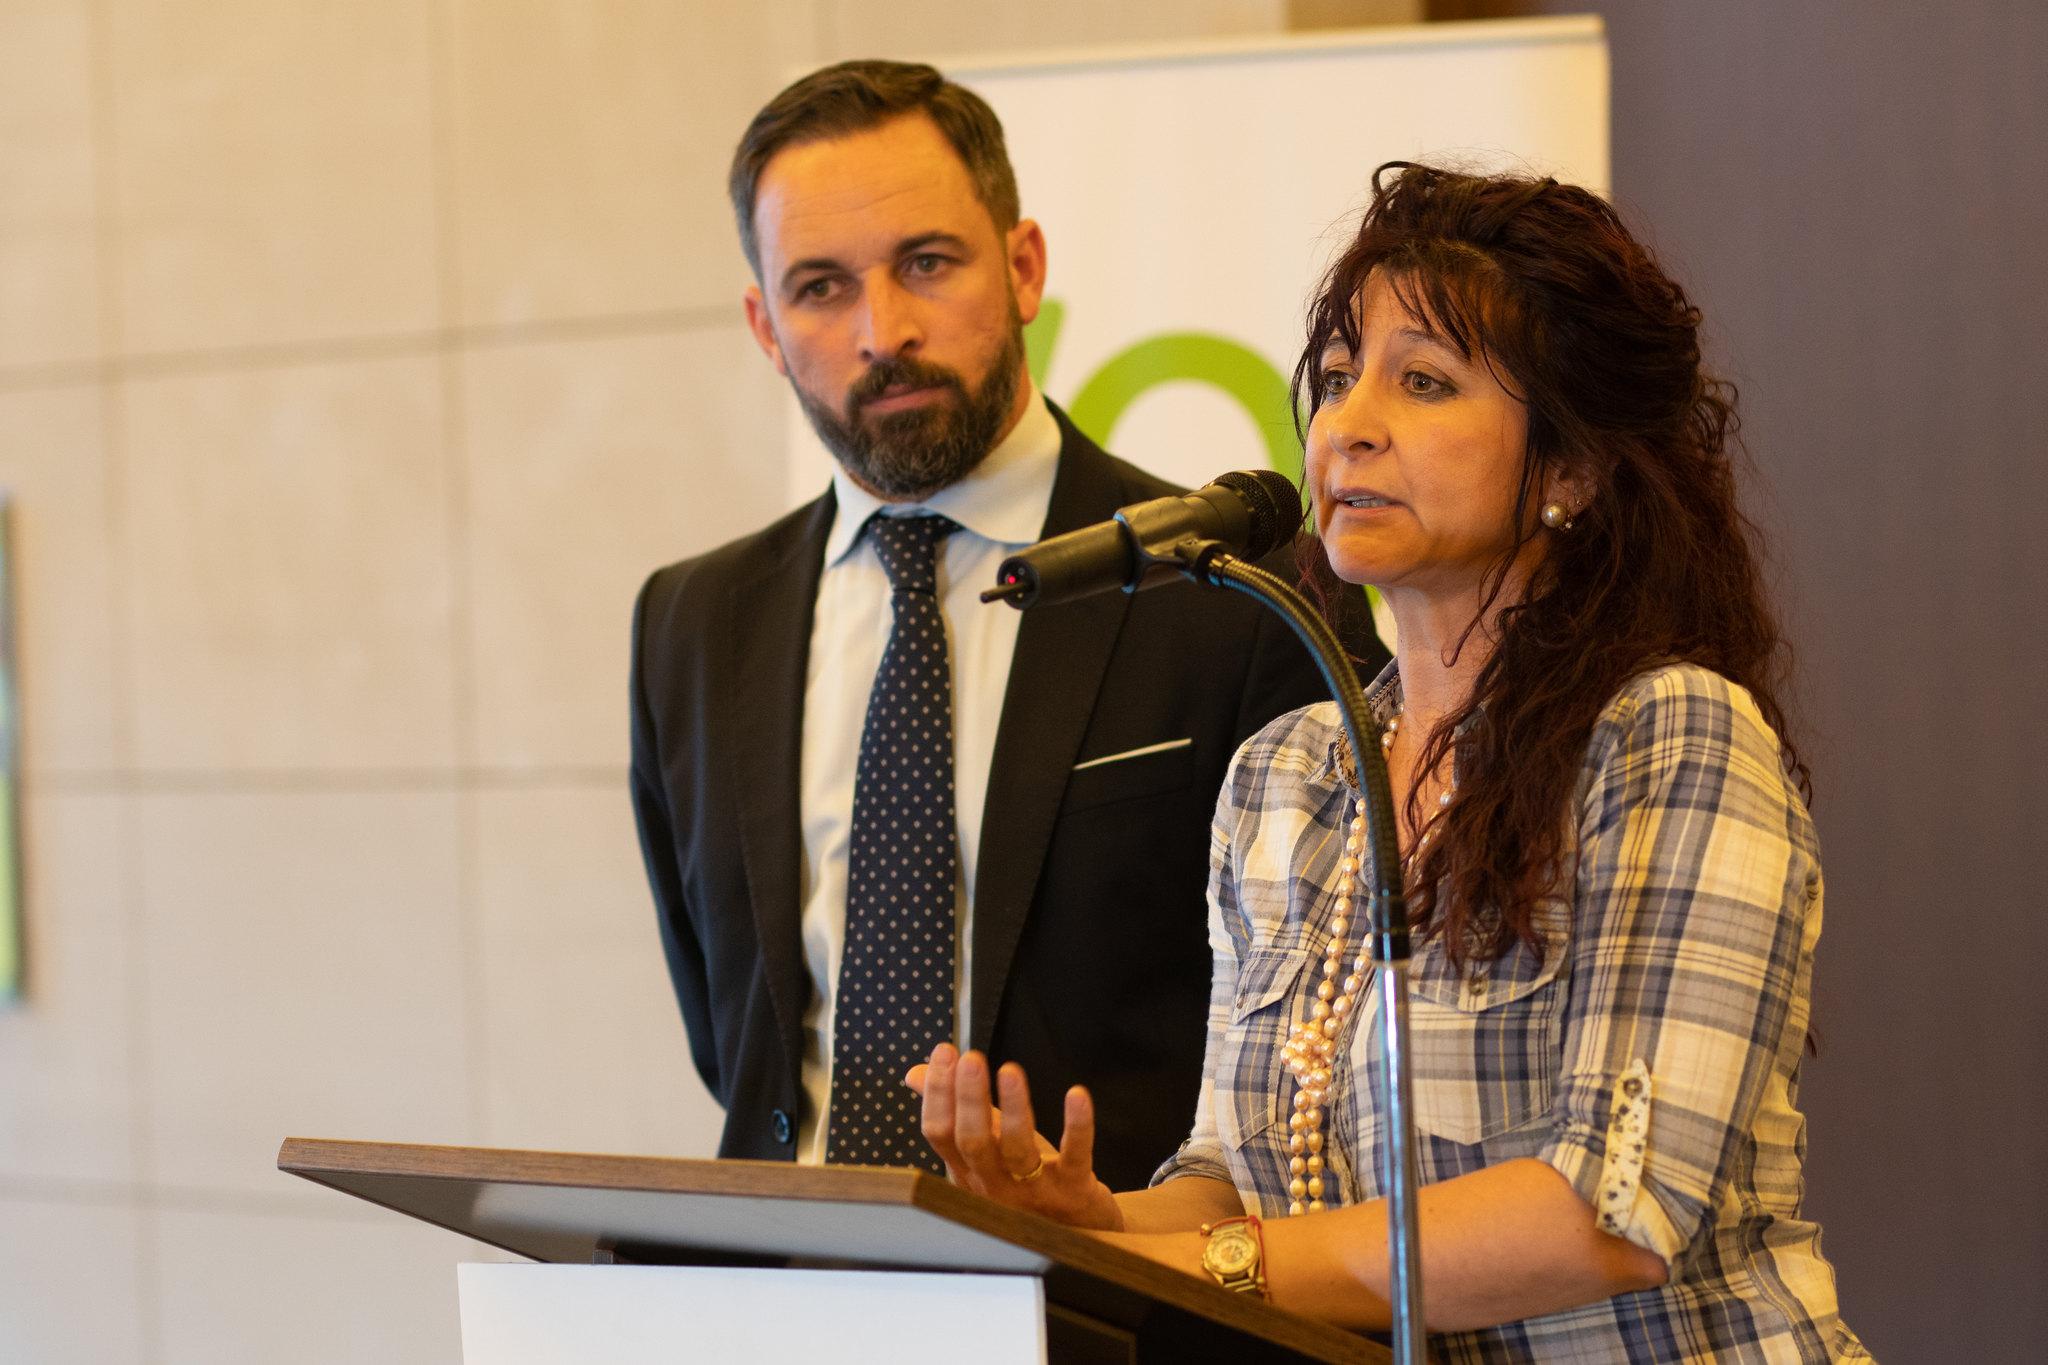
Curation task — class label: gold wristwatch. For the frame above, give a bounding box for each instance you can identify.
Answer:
[1199,1214,1267,1298]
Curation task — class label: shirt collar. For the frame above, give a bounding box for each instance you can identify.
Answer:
[1365,658,1403,724]
[823,379,1062,566]
[1319,660,1481,789]
[1316,659,1405,788]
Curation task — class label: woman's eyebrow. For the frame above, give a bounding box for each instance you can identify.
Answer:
[1395,323,1455,350]
[1326,321,1465,362]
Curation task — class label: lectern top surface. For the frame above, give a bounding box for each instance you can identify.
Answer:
[278,1137,1387,1365]
[285,1138,1049,1272]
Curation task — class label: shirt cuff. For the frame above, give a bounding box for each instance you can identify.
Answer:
[1540,1060,1691,1268]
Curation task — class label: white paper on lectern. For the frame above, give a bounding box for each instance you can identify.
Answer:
[458,1263,1047,1365]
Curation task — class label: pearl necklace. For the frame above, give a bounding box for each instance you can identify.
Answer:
[1277,711,1452,1216]
[1278,788,1370,1215]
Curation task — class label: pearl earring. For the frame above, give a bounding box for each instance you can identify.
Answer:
[1540,501,1576,531]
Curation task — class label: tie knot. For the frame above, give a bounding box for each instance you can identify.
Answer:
[865,513,956,595]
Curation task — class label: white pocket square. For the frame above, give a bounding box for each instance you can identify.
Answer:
[1071,737,1193,772]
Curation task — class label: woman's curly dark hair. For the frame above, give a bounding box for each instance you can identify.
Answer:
[1293,161,1808,974]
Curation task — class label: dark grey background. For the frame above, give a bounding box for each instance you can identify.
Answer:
[1427,2,2048,1357]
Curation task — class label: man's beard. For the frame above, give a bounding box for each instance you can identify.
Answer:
[793,324,1024,501]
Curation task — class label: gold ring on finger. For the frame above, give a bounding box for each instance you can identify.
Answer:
[1014,1158,1046,1184]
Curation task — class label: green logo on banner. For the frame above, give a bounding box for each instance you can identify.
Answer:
[1026,299,1386,625]
[1025,299,1302,485]
[1026,299,1301,483]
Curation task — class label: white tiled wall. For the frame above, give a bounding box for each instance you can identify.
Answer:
[0,794,138,1187]
[439,0,818,325]
[148,1204,466,1365]
[0,388,119,774]
[119,356,461,773]
[133,790,473,1200]
[0,1196,149,1365]
[470,786,723,1154]
[0,1,102,371]
[456,326,784,770]
[0,1,1399,1358]
[102,0,442,355]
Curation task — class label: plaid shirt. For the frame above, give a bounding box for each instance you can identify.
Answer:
[1155,663,1869,1362]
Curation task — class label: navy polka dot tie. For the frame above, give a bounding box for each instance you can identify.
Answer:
[825,512,959,1172]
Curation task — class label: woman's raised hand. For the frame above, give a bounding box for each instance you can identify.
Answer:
[906,1044,1124,1231]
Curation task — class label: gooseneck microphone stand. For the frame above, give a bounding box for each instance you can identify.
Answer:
[1183,542,1426,1365]
[987,524,1426,1365]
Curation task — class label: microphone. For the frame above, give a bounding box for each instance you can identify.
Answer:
[983,468,1303,610]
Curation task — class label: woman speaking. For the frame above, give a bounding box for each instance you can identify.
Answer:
[912,163,1867,1361]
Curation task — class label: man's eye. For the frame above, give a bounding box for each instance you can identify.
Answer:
[906,253,946,275]
[796,278,838,301]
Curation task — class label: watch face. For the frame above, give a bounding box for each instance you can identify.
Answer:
[1206,1229,1258,1276]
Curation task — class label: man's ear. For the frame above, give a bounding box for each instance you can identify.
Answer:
[1006,218,1048,326]
[742,286,788,376]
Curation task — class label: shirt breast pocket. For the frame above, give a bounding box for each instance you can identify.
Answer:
[1215,945,1305,1153]
[1404,944,1564,1147]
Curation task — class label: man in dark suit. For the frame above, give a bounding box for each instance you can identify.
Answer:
[630,60,1375,1190]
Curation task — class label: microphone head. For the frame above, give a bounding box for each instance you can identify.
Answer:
[1211,468,1305,558]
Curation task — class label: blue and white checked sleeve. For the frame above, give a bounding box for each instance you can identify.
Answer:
[1538,665,1820,1269]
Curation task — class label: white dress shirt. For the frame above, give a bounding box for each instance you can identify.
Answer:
[794,386,1063,1162]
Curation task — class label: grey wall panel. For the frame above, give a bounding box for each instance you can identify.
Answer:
[1441,1,2048,1356]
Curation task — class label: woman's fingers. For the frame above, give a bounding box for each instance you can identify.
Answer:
[912,1048,1101,1220]
[995,1063,1046,1179]
[1042,1085,1122,1232]
[908,1054,1119,1230]
[917,1043,963,1172]
[1058,1085,1098,1179]
[950,1051,1002,1177]
[916,1046,1023,1192]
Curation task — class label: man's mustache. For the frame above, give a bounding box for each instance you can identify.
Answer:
[847,357,969,415]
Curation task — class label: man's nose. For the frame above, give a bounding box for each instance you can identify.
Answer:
[857,278,923,363]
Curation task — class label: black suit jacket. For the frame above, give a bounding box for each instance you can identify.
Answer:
[629,408,1380,1189]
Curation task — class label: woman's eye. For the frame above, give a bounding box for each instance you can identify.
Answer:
[1318,369,1354,400]
[1403,370,1451,396]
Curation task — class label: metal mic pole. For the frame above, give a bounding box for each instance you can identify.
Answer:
[985,510,1426,1362]
[1176,542,1427,1365]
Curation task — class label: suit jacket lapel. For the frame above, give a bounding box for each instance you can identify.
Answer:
[969,420,1133,1050]
[722,489,835,1082]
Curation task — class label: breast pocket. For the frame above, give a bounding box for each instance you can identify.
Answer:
[1060,739,1197,815]
[1214,945,1306,1153]
[1404,943,1564,1147]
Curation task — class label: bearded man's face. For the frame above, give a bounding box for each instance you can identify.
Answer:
[741,114,1043,501]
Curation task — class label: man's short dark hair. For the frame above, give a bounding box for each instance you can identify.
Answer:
[729,60,1021,276]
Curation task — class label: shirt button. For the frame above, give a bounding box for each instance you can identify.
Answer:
[771,1109,794,1145]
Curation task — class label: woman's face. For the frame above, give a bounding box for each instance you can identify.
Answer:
[1305,272,1539,601]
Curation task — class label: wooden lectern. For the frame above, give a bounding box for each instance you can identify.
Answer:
[279,1137,1391,1365]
